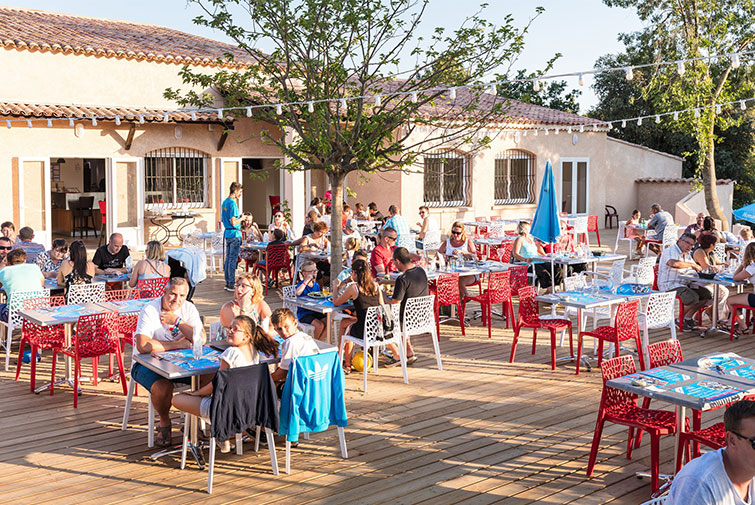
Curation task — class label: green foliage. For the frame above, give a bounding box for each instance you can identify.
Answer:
[496,56,582,114]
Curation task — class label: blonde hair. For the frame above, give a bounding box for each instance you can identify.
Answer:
[345,237,359,251]
[741,227,753,241]
[145,240,165,261]
[236,272,264,303]
[743,242,755,268]
[450,221,467,242]
[517,221,530,235]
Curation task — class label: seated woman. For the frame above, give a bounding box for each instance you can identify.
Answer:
[57,240,96,295]
[693,232,729,322]
[334,259,402,372]
[171,314,278,452]
[292,221,330,284]
[437,221,478,297]
[354,203,369,220]
[220,273,275,337]
[512,221,558,294]
[294,260,327,340]
[624,209,645,256]
[268,211,294,240]
[726,242,755,335]
[129,240,170,288]
[35,238,68,279]
[240,212,263,242]
[702,216,725,243]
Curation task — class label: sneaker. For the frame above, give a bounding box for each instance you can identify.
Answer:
[384,357,402,367]
[219,440,232,453]
[683,318,696,331]
[224,285,235,292]
[406,355,418,366]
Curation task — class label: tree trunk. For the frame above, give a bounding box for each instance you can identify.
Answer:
[328,170,346,292]
[701,124,729,231]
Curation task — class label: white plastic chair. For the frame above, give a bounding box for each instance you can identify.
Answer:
[122,371,156,448]
[614,222,636,260]
[339,304,407,392]
[582,259,626,288]
[396,234,416,253]
[713,242,726,264]
[422,229,442,251]
[182,233,204,249]
[572,216,589,247]
[282,285,316,337]
[628,257,656,285]
[487,223,505,239]
[1,288,49,371]
[402,295,442,371]
[637,291,677,366]
[646,225,678,257]
[208,233,225,278]
[66,282,105,305]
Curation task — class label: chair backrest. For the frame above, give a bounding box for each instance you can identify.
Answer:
[496,241,514,263]
[182,234,204,249]
[67,282,105,305]
[403,295,436,335]
[282,285,297,312]
[587,215,598,232]
[647,339,683,369]
[516,286,539,324]
[600,355,638,413]
[266,243,291,269]
[210,233,224,252]
[136,277,169,299]
[77,196,95,209]
[104,288,139,302]
[487,271,512,304]
[473,241,484,260]
[9,289,50,329]
[713,242,726,263]
[98,200,107,223]
[435,273,460,305]
[614,299,640,342]
[605,205,617,215]
[607,259,626,287]
[644,291,677,329]
[652,264,659,291]
[563,274,587,291]
[396,234,416,253]
[363,304,400,346]
[662,225,678,246]
[422,229,441,251]
[74,312,120,358]
[509,265,529,293]
[23,295,65,310]
[573,216,588,234]
[209,321,225,342]
[487,223,505,238]
[618,221,629,240]
[634,257,656,285]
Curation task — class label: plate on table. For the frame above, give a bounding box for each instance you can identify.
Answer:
[307,292,331,300]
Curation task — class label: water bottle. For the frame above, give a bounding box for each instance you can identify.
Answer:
[125,255,133,271]
[263,232,269,242]
[192,326,203,361]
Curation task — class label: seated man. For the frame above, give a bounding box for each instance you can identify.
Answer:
[646,203,674,255]
[132,278,205,446]
[370,227,397,278]
[390,246,429,365]
[270,307,320,396]
[0,236,12,267]
[658,232,709,331]
[13,226,46,264]
[93,232,130,275]
[667,399,755,504]
[0,248,44,321]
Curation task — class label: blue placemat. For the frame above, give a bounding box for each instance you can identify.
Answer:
[728,365,755,380]
[110,299,151,311]
[555,291,606,304]
[627,369,692,387]
[614,283,652,295]
[716,274,735,282]
[674,380,745,402]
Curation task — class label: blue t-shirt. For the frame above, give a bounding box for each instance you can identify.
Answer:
[296,280,321,320]
[222,197,241,239]
[0,263,44,297]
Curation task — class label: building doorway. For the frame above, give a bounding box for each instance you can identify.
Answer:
[559,158,589,214]
[241,158,283,227]
[50,157,107,247]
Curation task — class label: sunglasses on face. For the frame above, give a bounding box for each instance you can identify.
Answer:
[451,231,462,235]
[386,236,396,242]
[731,430,755,450]
[0,246,11,250]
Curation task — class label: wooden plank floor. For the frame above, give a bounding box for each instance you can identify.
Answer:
[2,232,751,504]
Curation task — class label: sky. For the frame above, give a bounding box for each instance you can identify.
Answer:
[3,0,646,112]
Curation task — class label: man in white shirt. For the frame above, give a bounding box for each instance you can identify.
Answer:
[668,400,755,504]
[132,277,206,446]
[658,232,711,330]
[270,307,319,395]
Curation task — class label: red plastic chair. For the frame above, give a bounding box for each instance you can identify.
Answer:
[729,304,755,340]
[490,241,514,263]
[508,265,529,294]
[269,195,281,214]
[461,271,513,339]
[254,243,292,294]
[510,286,572,370]
[434,273,465,337]
[56,312,128,408]
[586,355,681,493]
[576,299,643,374]
[135,277,169,299]
[105,289,140,379]
[98,200,107,247]
[587,215,601,246]
[15,296,66,394]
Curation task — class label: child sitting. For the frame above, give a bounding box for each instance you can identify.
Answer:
[270,307,320,396]
[295,260,327,340]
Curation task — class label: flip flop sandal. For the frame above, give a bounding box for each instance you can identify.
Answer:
[342,365,352,375]
[156,425,172,447]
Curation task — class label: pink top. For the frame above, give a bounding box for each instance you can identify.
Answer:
[625,219,641,239]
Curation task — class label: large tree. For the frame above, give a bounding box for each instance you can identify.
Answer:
[167,0,541,284]
[603,0,755,229]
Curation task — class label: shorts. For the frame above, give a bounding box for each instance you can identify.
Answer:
[299,312,325,324]
[199,396,212,420]
[131,362,191,392]
[672,286,712,306]
[748,293,755,307]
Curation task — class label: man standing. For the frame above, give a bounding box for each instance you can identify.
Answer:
[132,278,205,447]
[92,232,130,274]
[370,227,397,278]
[13,226,46,264]
[222,182,244,292]
[667,400,755,504]
[646,203,674,254]
[658,232,710,331]
[391,247,428,364]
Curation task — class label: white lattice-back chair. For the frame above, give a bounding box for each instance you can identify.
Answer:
[487,223,505,239]
[66,282,105,305]
[182,233,204,249]
[572,216,589,246]
[646,225,678,257]
[422,229,442,252]
[614,222,636,260]
[339,304,407,392]
[637,291,677,367]
[713,242,726,264]
[628,257,656,285]
[396,234,416,253]
[282,285,315,337]
[208,233,225,278]
[1,288,49,370]
[583,259,626,289]
[402,295,442,370]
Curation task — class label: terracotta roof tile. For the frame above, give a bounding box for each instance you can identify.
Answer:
[635,177,733,185]
[0,101,220,123]
[0,6,254,67]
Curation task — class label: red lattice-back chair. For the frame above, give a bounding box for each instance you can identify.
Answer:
[474,216,488,236]
[56,312,128,408]
[576,299,643,374]
[15,296,66,394]
[135,277,169,299]
[510,286,572,370]
[586,355,681,493]
[105,289,141,380]
[254,243,292,294]
[461,271,512,339]
[586,215,601,246]
[434,273,465,337]
[729,304,755,340]
[491,241,514,263]
[508,265,529,294]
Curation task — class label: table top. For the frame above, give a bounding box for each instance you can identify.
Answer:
[678,272,747,287]
[133,345,224,380]
[533,252,626,265]
[97,298,154,314]
[473,237,515,246]
[19,302,108,326]
[286,295,353,314]
[607,352,755,411]
[536,291,628,310]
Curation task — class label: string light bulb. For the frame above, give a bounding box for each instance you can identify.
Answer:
[246,106,252,117]
[533,79,540,92]
[375,95,382,107]
[340,98,347,109]
[637,117,643,126]
[68,118,74,127]
[523,130,528,137]
[217,108,223,120]
[578,73,584,86]
[163,113,169,122]
[138,114,144,124]
[625,67,634,80]
[307,101,314,113]
[410,91,418,103]
[621,119,626,128]
[567,127,572,134]
[448,87,457,100]
[276,104,282,115]
[26,119,32,128]
[514,131,521,142]
[47,119,52,128]
[544,128,549,136]
[716,104,722,114]
[655,115,661,124]
[732,53,741,69]
[677,60,685,76]
[593,123,599,131]
[534,129,538,136]
[114,115,121,125]
[190,111,197,121]
[555,128,560,135]
[694,108,700,118]
[6,120,10,129]
[487,83,496,95]
[741,100,747,110]
[91,117,97,126]
[673,111,679,120]
[579,125,584,133]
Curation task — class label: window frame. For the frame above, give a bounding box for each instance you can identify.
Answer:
[422,151,469,208]
[143,147,210,210]
[494,149,536,205]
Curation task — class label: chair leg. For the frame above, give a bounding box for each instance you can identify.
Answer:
[92,357,98,386]
[255,426,261,452]
[265,427,279,475]
[458,303,465,336]
[576,333,583,375]
[286,439,292,474]
[363,345,368,393]
[676,435,688,473]
[115,350,128,395]
[531,328,537,354]
[5,325,12,372]
[14,337,25,382]
[549,330,557,370]
[650,433,660,492]
[122,372,136,430]
[596,229,601,247]
[207,436,216,493]
[586,416,606,476]
[236,432,243,455]
[147,394,155,448]
[509,324,520,363]
[50,349,57,396]
[29,343,37,392]
[73,358,80,408]
[337,426,348,458]
[397,337,408,385]
[180,413,189,469]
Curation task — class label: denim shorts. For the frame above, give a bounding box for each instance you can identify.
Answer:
[200,396,212,420]
[131,362,191,391]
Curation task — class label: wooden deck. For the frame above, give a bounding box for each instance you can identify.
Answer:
[2,234,751,504]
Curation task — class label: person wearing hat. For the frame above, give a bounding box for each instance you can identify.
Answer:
[343,218,361,242]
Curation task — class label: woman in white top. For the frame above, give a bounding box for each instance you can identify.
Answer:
[220,273,275,336]
[726,242,755,335]
[268,211,294,240]
[437,221,477,297]
[172,314,278,449]
[308,197,324,217]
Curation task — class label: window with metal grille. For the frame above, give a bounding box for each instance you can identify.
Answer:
[144,147,209,207]
[494,150,536,204]
[423,152,469,207]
